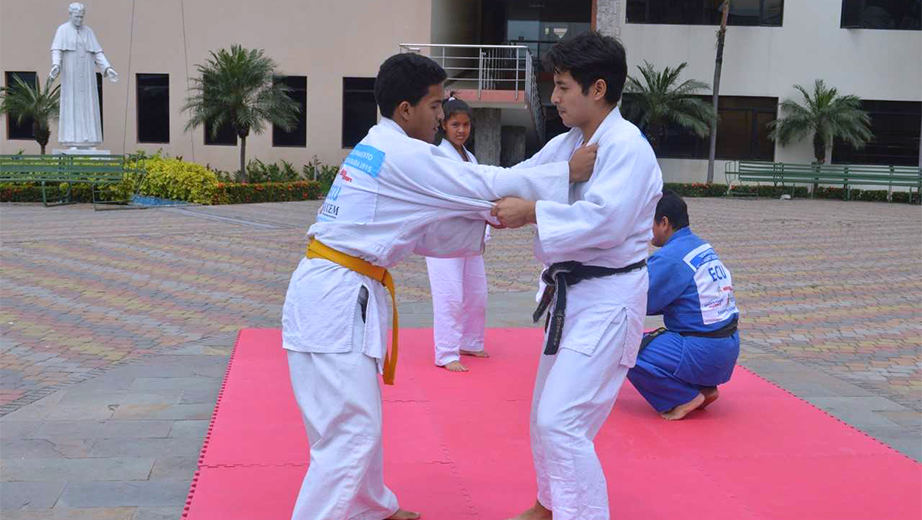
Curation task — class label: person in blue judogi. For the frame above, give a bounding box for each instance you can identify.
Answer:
[627,190,740,420]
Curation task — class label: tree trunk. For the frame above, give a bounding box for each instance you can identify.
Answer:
[812,132,826,164]
[239,135,247,183]
[33,122,50,155]
[706,1,730,184]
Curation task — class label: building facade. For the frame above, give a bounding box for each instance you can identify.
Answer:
[2,0,920,182]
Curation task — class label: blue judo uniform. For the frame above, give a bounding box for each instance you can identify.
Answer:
[627,227,740,413]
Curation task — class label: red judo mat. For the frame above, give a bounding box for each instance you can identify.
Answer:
[183,328,921,520]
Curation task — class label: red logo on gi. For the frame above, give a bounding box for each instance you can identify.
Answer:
[339,169,353,183]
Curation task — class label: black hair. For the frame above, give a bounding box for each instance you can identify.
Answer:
[374,53,447,119]
[435,92,474,145]
[543,31,627,105]
[655,189,689,230]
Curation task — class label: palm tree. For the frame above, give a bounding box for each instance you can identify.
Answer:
[183,44,299,182]
[0,76,61,154]
[769,79,872,164]
[706,0,731,184]
[622,61,716,152]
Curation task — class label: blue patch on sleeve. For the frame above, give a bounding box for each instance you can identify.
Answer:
[343,144,385,178]
[687,249,719,269]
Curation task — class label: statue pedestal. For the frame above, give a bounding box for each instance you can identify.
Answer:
[53,149,112,155]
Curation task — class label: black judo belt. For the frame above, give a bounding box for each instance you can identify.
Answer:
[533,260,647,356]
[638,317,739,353]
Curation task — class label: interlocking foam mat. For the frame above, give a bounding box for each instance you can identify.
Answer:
[183,328,921,520]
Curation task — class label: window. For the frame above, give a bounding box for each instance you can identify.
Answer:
[204,120,237,146]
[626,0,784,26]
[342,77,377,148]
[4,71,37,140]
[505,0,593,66]
[841,0,921,30]
[273,76,307,147]
[624,95,778,161]
[833,100,921,166]
[136,73,169,143]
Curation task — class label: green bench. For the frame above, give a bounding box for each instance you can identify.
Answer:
[0,154,147,209]
[725,160,922,201]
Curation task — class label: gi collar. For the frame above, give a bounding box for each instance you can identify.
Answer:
[379,118,408,137]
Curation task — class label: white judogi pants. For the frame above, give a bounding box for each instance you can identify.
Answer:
[286,289,399,520]
[425,255,487,366]
[530,309,636,520]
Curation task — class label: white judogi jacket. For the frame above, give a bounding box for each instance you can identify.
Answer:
[437,139,477,165]
[436,139,492,241]
[522,107,663,366]
[283,118,570,364]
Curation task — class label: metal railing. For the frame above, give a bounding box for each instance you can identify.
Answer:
[399,43,545,143]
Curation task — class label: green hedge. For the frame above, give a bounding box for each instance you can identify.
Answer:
[1,180,322,205]
[665,183,811,198]
[213,181,322,205]
[812,186,920,203]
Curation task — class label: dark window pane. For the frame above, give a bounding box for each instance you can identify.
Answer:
[205,119,237,146]
[4,71,37,140]
[342,77,377,149]
[762,0,785,25]
[137,73,170,143]
[842,0,863,26]
[273,75,307,147]
[729,0,762,26]
[842,0,922,29]
[626,0,648,23]
[718,110,755,158]
[626,0,783,26]
[637,95,777,161]
[833,100,921,166]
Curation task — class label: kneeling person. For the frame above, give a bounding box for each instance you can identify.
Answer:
[627,190,740,420]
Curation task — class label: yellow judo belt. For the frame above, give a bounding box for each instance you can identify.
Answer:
[306,239,399,385]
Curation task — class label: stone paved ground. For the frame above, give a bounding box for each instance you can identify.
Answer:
[1,198,920,518]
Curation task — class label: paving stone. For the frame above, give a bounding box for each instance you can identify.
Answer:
[0,421,43,439]
[111,404,212,421]
[0,439,95,459]
[0,482,66,509]
[0,508,137,520]
[129,378,220,392]
[148,456,198,480]
[45,403,117,421]
[131,507,184,520]
[178,388,219,405]
[89,438,201,458]
[167,420,209,439]
[0,458,154,482]
[32,420,173,439]
[58,389,183,406]
[58,481,191,508]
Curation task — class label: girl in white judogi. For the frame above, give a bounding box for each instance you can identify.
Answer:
[426,96,490,372]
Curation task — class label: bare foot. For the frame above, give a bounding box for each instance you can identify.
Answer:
[460,349,490,358]
[505,500,552,520]
[386,509,421,520]
[441,360,468,372]
[659,392,706,421]
[701,387,720,409]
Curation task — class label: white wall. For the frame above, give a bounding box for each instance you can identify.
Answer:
[1,0,433,170]
[609,0,922,183]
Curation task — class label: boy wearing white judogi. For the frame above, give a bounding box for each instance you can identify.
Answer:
[281,53,599,520]
[492,33,663,520]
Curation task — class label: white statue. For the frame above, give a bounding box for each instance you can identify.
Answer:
[49,3,118,150]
